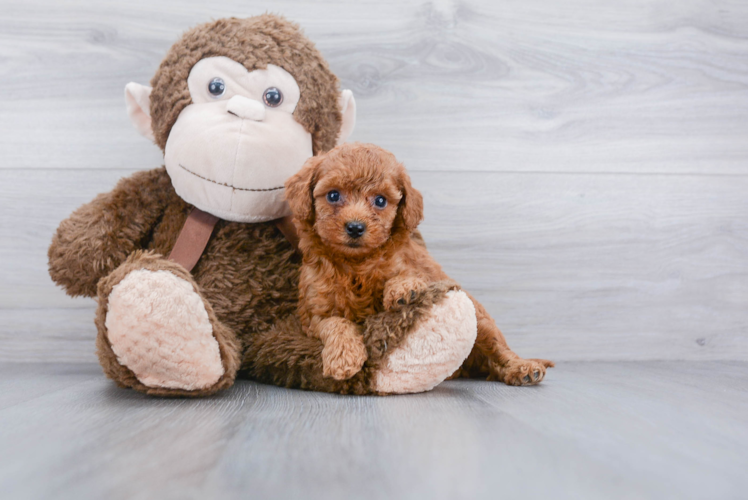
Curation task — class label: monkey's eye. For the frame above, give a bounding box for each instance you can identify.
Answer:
[326,190,341,203]
[263,87,283,107]
[208,77,226,98]
[373,196,387,208]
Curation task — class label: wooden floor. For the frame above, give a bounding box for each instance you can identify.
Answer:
[1,361,746,500]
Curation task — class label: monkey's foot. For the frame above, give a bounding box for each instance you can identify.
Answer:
[373,289,477,394]
[490,358,555,386]
[96,252,240,396]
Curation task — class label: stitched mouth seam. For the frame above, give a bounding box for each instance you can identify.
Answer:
[178,164,285,192]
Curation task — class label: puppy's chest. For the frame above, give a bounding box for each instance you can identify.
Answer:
[328,269,388,323]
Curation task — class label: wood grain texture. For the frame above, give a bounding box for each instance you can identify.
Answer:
[2,167,746,362]
[0,0,747,173]
[1,361,747,499]
[1,0,747,362]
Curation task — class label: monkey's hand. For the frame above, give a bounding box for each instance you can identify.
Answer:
[383,276,429,310]
[316,317,367,380]
[48,168,174,298]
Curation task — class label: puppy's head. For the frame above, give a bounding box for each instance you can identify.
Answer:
[285,142,423,258]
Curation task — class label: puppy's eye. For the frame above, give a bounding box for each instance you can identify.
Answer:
[326,190,341,203]
[263,87,283,107]
[373,195,387,208]
[208,77,226,98]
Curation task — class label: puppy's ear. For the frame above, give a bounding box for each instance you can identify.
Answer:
[395,167,424,233]
[285,154,325,225]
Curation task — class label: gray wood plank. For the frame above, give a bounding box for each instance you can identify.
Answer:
[0,361,746,500]
[2,168,746,362]
[0,362,99,410]
[461,361,748,500]
[1,0,746,173]
[0,308,97,363]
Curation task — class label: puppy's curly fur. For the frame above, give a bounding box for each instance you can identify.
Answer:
[285,143,554,384]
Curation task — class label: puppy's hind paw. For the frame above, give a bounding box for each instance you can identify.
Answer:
[490,358,555,386]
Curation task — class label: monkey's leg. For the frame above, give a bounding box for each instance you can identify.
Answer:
[456,293,554,386]
[242,281,476,395]
[367,283,477,394]
[95,251,241,397]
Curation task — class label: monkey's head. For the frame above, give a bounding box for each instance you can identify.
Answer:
[124,15,356,222]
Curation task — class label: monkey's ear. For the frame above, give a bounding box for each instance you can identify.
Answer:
[395,168,424,233]
[285,155,326,226]
[336,89,356,145]
[124,82,155,142]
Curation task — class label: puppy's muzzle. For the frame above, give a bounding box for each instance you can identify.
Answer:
[345,221,366,239]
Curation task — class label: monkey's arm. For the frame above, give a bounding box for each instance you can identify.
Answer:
[48,167,176,297]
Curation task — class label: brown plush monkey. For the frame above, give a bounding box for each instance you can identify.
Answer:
[47,15,481,396]
[48,15,545,397]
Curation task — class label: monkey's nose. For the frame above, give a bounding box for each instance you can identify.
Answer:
[226,95,265,121]
[345,221,366,239]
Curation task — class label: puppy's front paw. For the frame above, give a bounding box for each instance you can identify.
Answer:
[383,277,428,310]
[317,318,367,380]
[490,358,555,386]
[322,334,367,380]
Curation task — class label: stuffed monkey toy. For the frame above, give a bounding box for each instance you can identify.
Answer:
[48,15,548,397]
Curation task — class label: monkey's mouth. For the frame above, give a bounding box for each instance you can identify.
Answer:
[178,164,284,192]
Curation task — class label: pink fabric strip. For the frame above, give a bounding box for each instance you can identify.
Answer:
[168,207,220,272]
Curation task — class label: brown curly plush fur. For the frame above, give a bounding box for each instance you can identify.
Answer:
[149,15,342,154]
[286,143,555,386]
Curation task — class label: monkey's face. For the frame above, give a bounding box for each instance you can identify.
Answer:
[125,16,356,222]
[161,56,312,222]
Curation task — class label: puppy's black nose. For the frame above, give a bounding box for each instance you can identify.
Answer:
[345,221,366,239]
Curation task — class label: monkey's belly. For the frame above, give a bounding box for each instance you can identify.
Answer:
[188,221,301,336]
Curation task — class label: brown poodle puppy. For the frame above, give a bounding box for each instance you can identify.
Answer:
[285,143,554,384]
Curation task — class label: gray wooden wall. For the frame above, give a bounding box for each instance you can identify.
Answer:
[1,0,746,363]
